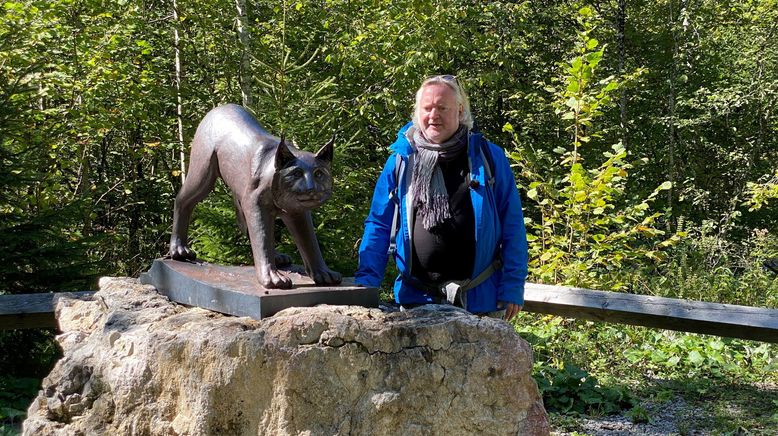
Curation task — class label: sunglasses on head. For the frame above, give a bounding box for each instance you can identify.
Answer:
[426,75,461,90]
[428,74,457,82]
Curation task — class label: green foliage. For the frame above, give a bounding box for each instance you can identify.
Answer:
[0,376,40,433]
[0,330,60,378]
[189,189,253,266]
[745,170,778,211]
[623,0,778,225]
[641,225,778,307]
[1,0,181,287]
[1,0,772,298]
[624,404,650,424]
[516,311,778,386]
[622,332,777,382]
[516,311,778,423]
[508,7,678,290]
[534,360,634,416]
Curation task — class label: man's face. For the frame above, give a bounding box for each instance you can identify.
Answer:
[419,83,462,144]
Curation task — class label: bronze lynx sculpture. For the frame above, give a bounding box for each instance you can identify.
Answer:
[169,104,342,289]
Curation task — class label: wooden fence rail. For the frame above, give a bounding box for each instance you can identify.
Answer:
[0,291,95,330]
[522,283,778,343]
[1,284,777,343]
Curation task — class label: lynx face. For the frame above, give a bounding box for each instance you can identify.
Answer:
[272,138,334,212]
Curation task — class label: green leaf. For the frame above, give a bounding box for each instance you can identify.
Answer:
[688,350,704,365]
[586,50,603,64]
[603,81,619,92]
[571,58,583,72]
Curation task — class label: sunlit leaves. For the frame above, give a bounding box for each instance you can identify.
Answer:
[744,171,778,211]
[509,7,682,290]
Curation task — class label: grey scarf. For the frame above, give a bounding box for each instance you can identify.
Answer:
[407,125,468,230]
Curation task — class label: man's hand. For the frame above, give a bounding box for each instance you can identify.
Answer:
[502,302,522,322]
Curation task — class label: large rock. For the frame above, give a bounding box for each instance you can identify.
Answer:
[24,277,549,435]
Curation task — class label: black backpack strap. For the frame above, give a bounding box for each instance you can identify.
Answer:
[479,138,496,188]
[388,156,404,255]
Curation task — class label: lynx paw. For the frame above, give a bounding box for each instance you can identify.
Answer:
[257,266,293,289]
[274,252,292,267]
[169,241,196,261]
[311,267,342,286]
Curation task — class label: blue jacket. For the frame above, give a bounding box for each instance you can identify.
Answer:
[355,123,529,312]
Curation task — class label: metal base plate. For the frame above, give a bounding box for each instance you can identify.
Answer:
[139,259,379,320]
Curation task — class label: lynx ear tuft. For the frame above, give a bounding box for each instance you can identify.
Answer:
[275,135,296,169]
[315,134,335,164]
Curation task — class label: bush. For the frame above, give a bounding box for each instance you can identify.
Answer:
[641,225,778,308]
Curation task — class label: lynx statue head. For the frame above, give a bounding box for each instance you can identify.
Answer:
[272,136,334,212]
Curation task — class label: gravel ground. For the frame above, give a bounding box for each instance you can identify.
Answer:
[553,396,694,435]
[552,383,778,435]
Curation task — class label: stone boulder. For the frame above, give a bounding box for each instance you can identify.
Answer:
[24,277,549,435]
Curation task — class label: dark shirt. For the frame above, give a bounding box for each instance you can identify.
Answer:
[411,149,476,284]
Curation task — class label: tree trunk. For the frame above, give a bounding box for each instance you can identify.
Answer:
[234,0,253,107]
[666,0,679,226]
[172,0,186,184]
[616,0,627,146]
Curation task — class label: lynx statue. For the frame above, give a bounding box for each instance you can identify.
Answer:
[168,104,341,289]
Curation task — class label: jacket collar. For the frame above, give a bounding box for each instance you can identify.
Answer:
[389,121,415,156]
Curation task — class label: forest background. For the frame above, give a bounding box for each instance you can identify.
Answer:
[2,0,777,432]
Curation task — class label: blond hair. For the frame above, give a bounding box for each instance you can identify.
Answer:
[412,75,473,130]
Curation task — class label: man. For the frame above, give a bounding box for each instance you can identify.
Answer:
[355,75,528,322]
